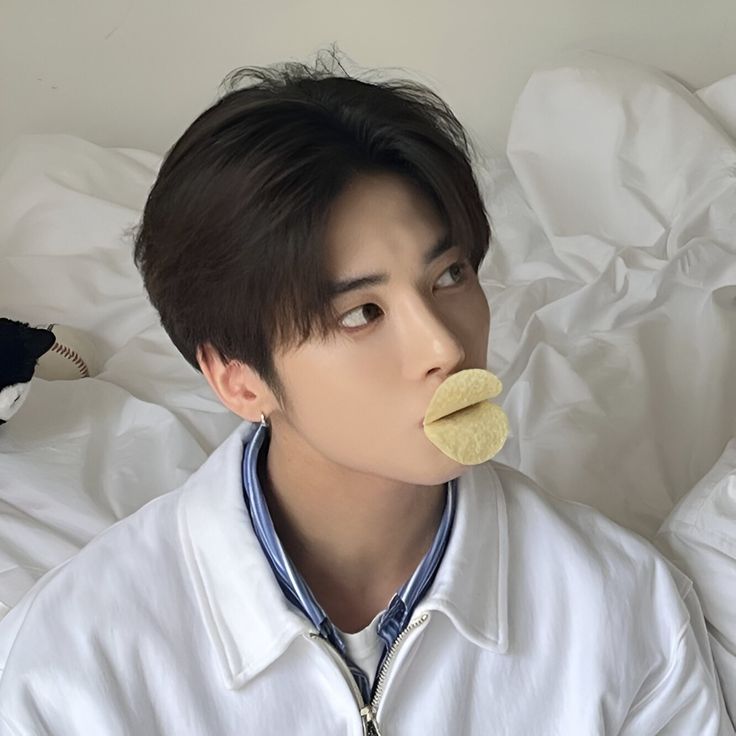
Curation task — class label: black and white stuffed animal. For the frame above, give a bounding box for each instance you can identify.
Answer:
[0,318,55,426]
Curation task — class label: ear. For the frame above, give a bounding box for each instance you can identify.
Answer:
[196,343,268,423]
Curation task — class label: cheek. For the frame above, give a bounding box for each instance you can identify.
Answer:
[483,293,492,335]
[282,353,386,426]
[448,286,490,343]
[277,351,467,483]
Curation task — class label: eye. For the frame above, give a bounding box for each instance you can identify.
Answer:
[435,260,469,289]
[337,260,471,332]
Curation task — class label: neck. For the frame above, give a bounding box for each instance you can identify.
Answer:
[258,424,447,633]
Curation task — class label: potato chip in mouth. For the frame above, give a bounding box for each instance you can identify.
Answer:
[423,368,509,464]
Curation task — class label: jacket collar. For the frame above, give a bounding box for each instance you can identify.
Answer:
[178,421,509,690]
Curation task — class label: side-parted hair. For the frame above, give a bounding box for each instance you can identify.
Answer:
[133,45,491,410]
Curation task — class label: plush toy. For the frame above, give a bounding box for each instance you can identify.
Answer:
[0,319,99,426]
[0,318,55,425]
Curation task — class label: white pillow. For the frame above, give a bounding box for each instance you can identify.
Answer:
[507,49,736,273]
[0,134,239,454]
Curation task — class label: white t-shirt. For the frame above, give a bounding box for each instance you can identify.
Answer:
[335,609,386,690]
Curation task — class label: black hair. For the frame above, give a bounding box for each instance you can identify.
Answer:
[133,43,491,410]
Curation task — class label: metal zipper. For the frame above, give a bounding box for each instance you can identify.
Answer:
[308,632,377,735]
[370,612,430,715]
[307,611,431,736]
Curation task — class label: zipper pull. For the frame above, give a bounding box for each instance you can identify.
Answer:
[360,704,384,736]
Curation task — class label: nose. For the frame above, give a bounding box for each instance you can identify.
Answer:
[402,296,466,375]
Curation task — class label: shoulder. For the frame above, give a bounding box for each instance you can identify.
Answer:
[491,460,687,571]
[480,463,731,729]
[488,460,693,625]
[0,488,185,673]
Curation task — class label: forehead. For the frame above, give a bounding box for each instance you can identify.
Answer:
[323,172,444,265]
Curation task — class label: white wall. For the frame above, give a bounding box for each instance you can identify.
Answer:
[1,0,735,158]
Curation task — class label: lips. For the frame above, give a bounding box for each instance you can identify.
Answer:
[422,368,503,426]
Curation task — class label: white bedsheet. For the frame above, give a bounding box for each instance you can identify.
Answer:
[0,51,734,617]
[496,50,736,538]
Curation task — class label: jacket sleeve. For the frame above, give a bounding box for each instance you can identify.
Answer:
[617,582,734,735]
[0,712,26,736]
[0,564,72,735]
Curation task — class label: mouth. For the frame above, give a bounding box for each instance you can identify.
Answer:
[421,368,503,427]
[416,368,510,465]
[420,401,484,428]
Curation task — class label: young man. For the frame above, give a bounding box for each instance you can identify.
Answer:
[0,51,732,734]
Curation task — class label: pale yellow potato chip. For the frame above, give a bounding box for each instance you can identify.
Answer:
[424,400,509,465]
[423,368,503,425]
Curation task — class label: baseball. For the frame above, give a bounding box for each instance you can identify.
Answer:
[34,324,99,381]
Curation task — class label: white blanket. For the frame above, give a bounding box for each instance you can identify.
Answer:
[0,51,734,619]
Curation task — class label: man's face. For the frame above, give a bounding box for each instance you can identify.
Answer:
[267,171,492,487]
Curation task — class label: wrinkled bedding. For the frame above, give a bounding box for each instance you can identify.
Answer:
[0,50,734,630]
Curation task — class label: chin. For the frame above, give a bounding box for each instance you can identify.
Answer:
[419,453,467,486]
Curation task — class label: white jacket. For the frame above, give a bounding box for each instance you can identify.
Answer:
[0,421,732,735]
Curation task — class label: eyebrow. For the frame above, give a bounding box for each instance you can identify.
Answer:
[328,233,454,298]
